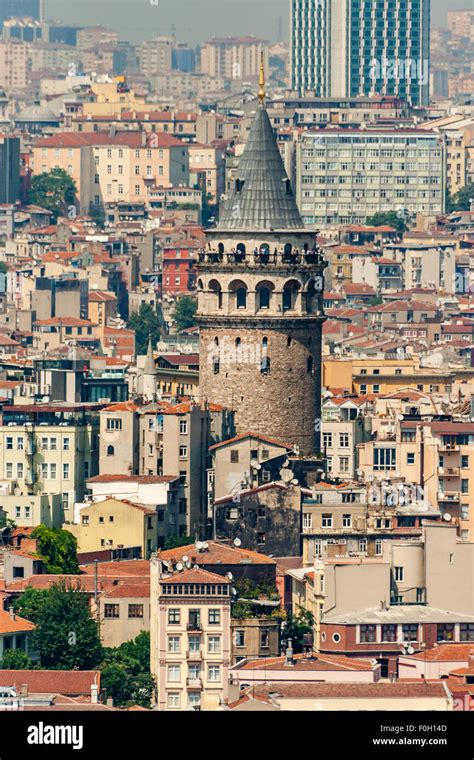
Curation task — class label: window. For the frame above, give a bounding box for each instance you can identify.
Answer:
[128,604,144,619]
[394,566,404,582]
[402,624,418,642]
[5,463,13,479]
[359,538,367,553]
[374,447,396,470]
[208,609,220,625]
[460,624,474,642]
[342,514,352,528]
[407,452,415,465]
[63,464,70,480]
[230,450,239,463]
[208,665,221,682]
[107,418,122,431]
[63,438,70,451]
[360,625,376,643]
[168,609,180,625]
[167,693,180,709]
[461,479,469,494]
[339,433,349,448]
[50,463,57,480]
[15,506,21,519]
[50,438,57,451]
[6,437,13,450]
[179,446,188,459]
[208,635,221,654]
[235,630,245,647]
[462,455,469,469]
[179,420,188,435]
[339,456,350,473]
[322,514,333,528]
[104,604,120,619]
[303,513,313,529]
[17,437,23,450]
[323,432,333,449]
[41,437,48,451]
[257,532,266,545]
[107,445,114,456]
[168,636,180,653]
[381,624,397,642]
[24,506,31,519]
[16,463,23,479]
[375,539,383,556]
[260,629,269,649]
[167,664,181,682]
[437,623,454,642]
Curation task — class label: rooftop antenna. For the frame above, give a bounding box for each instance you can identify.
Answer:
[233,537,242,547]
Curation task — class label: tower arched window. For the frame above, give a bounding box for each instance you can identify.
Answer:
[236,243,246,256]
[307,356,314,374]
[258,287,271,309]
[209,279,223,311]
[107,445,115,457]
[236,288,247,308]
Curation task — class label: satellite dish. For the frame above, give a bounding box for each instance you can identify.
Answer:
[407,646,415,655]
[443,512,452,521]
[250,459,259,469]
[195,541,204,550]
[231,587,237,595]
[185,560,192,569]
[162,560,170,569]
[291,479,299,485]
[226,572,233,580]
[182,555,189,562]
[279,468,294,483]
[202,542,209,550]
[233,537,242,547]
[176,562,184,571]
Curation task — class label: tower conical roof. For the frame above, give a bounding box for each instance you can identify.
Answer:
[216,104,304,232]
[143,337,156,375]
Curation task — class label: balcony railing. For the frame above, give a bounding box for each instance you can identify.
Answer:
[438,444,460,453]
[186,677,202,689]
[438,492,460,502]
[187,621,202,632]
[438,467,460,477]
[186,650,202,661]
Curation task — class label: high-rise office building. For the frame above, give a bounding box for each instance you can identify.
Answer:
[0,0,43,25]
[290,0,430,106]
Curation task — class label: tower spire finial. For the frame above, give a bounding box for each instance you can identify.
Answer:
[258,51,266,104]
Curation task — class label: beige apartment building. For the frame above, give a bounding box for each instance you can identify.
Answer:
[67,496,158,558]
[0,403,101,525]
[200,37,269,80]
[188,144,225,203]
[138,36,174,78]
[419,115,474,195]
[357,419,474,540]
[33,132,190,214]
[150,559,231,711]
[99,402,140,477]
[0,41,30,91]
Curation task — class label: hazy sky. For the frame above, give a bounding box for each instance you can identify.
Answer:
[45,0,471,45]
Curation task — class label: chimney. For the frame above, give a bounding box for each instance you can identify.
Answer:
[91,684,99,704]
[8,606,15,621]
[284,639,294,666]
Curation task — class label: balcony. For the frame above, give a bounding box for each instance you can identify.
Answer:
[438,467,460,477]
[187,621,202,632]
[186,676,202,689]
[438,492,460,503]
[186,650,202,661]
[438,444,460,453]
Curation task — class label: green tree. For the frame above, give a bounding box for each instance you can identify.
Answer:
[101,631,150,675]
[101,664,154,708]
[365,211,408,233]
[449,182,474,212]
[172,296,197,332]
[28,168,77,222]
[127,302,160,356]
[1,649,34,669]
[282,607,314,653]
[164,534,194,550]
[31,525,79,574]
[15,582,102,670]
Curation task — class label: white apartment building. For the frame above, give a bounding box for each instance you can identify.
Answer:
[296,128,445,227]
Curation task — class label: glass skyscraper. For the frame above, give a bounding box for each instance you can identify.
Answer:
[290,0,430,106]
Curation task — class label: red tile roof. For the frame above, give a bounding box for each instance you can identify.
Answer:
[238,652,376,672]
[160,540,275,566]
[406,644,474,662]
[0,609,35,634]
[0,670,99,696]
[35,132,184,148]
[162,566,231,585]
[209,432,293,451]
[249,681,448,699]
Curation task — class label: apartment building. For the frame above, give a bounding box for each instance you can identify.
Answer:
[200,37,269,79]
[419,115,474,195]
[0,40,30,90]
[32,132,190,215]
[67,496,158,558]
[357,419,474,539]
[150,559,231,711]
[290,0,430,105]
[322,397,371,480]
[188,144,225,203]
[138,36,174,78]
[296,129,444,228]
[0,403,101,524]
[85,474,185,549]
[99,402,140,477]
